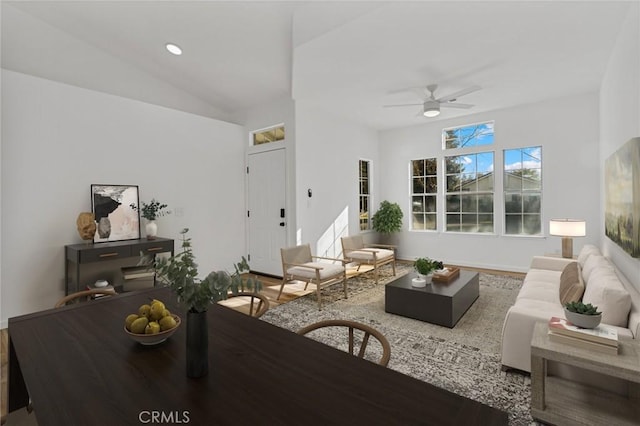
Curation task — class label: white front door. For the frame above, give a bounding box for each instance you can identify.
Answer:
[248,148,287,276]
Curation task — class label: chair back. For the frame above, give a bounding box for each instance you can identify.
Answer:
[55,289,117,308]
[225,292,270,318]
[341,235,364,253]
[297,319,391,366]
[281,244,313,273]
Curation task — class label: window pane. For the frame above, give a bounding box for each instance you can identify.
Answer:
[425,177,437,193]
[504,171,522,191]
[446,214,461,231]
[412,196,424,213]
[478,214,494,232]
[413,177,425,194]
[461,194,477,213]
[446,195,460,212]
[522,170,541,190]
[446,157,462,173]
[447,175,461,192]
[411,159,424,177]
[412,213,425,230]
[461,174,477,192]
[478,194,493,213]
[476,152,493,173]
[424,214,436,230]
[505,193,522,213]
[505,215,522,234]
[425,195,436,212]
[522,194,541,213]
[359,160,370,231]
[478,173,493,191]
[461,214,478,232]
[523,214,541,235]
[444,122,494,149]
[425,159,437,175]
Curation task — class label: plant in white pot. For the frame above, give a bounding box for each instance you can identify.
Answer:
[131,198,170,239]
[151,228,261,377]
[564,301,602,329]
[412,257,444,287]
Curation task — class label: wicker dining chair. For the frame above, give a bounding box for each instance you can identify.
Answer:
[279,244,347,310]
[225,292,270,318]
[54,289,118,308]
[297,319,391,367]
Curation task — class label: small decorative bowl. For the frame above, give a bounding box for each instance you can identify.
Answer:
[564,308,601,329]
[124,314,181,345]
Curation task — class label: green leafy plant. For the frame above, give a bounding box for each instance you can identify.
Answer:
[414,257,444,275]
[564,301,601,316]
[131,198,170,221]
[371,200,403,234]
[151,228,261,313]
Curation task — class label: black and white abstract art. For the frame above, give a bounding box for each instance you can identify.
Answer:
[91,184,140,243]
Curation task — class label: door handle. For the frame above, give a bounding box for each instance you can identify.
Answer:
[279,222,285,227]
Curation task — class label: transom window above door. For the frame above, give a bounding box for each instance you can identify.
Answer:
[252,124,285,146]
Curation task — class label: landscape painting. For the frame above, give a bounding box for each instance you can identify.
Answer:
[604,137,640,258]
[91,184,140,243]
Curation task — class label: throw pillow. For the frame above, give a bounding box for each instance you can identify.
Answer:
[581,255,613,284]
[582,268,631,327]
[558,262,584,305]
[577,244,601,268]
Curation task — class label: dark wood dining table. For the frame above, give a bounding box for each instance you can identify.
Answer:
[8,287,508,425]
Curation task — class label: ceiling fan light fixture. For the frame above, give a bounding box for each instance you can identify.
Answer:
[423,101,440,117]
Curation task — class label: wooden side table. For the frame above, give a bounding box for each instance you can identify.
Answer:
[530,322,640,425]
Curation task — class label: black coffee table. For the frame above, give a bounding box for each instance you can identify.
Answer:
[385,270,479,327]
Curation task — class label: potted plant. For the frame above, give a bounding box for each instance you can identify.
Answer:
[131,198,171,239]
[412,257,443,287]
[152,228,262,377]
[371,200,403,234]
[564,301,602,329]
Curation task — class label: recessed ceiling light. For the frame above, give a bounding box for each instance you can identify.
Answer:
[165,43,182,56]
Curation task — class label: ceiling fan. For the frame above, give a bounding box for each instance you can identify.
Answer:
[384,84,481,118]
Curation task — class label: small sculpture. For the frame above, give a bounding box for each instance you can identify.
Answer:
[76,212,96,241]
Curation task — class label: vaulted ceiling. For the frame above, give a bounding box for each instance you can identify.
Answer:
[2,1,632,130]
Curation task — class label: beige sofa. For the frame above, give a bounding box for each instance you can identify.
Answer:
[501,245,640,373]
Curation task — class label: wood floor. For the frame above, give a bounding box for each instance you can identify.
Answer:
[0,263,523,423]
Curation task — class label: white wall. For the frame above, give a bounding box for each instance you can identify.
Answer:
[295,102,380,258]
[0,70,246,327]
[378,93,600,272]
[599,3,640,290]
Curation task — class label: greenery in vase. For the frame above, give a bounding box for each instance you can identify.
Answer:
[131,198,170,221]
[564,301,601,316]
[150,228,261,313]
[371,200,403,234]
[414,257,444,275]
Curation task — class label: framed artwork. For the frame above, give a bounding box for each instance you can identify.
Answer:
[91,184,141,243]
[604,137,640,258]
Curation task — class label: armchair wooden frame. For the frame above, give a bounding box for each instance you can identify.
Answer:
[297,319,391,367]
[225,292,270,318]
[279,244,347,310]
[341,235,397,284]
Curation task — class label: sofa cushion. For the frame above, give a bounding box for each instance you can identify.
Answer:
[582,268,631,327]
[577,244,601,268]
[582,255,614,284]
[559,262,584,305]
[346,248,394,262]
[286,262,345,280]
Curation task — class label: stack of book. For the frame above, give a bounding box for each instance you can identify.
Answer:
[121,266,155,292]
[547,316,618,355]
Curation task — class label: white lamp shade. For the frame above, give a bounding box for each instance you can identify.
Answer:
[549,219,586,237]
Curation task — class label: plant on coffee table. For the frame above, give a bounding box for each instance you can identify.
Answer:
[414,257,444,277]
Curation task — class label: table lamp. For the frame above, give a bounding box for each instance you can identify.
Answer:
[549,219,586,258]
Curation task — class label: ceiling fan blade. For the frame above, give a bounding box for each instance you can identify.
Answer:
[440,102,474,109]
[383,103,424,108]
[436,85,481,103]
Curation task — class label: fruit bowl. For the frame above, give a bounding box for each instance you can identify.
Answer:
[124,314,181,345]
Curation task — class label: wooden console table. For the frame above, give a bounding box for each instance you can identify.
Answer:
[530,322,640,425]
[64,237,174,295]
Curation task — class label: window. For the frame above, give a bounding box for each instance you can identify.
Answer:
[445,153,494,232]
[252,124,285,145]
[411,158,437,230]
[443,121,494,149]
[359,160,371,231]
[504,147,542,235]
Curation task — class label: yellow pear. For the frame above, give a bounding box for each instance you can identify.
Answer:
[162,309,171,318]
[149,302,165,321]
[125,314,139,331]
[130,317,149,334]
[159,315,177,331]
[138,304,151,319]
[145,321,160,334]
